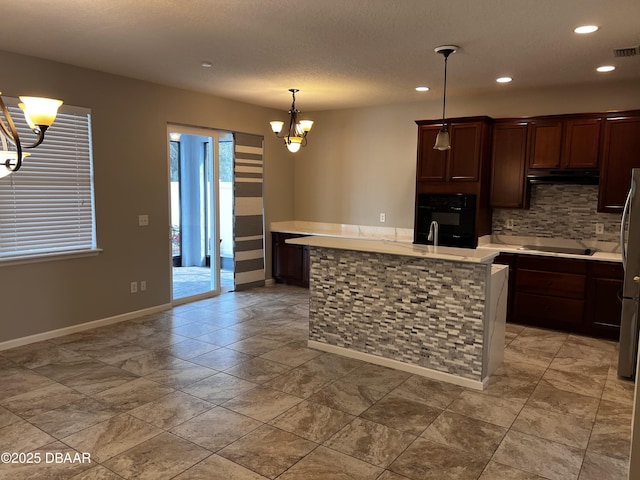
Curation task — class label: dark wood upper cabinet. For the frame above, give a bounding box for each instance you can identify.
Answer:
[490,122,529,208]
[563,117,601,169]
[598,113,640,212]
[528,120,563,169]
[526,115,602,171]
[448,122,484,181]
[416,117,492,184]
[416,126,447,182]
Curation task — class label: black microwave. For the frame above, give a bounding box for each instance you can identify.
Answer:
[414,193,477,248]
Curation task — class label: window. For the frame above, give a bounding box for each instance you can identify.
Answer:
[0,100,96,262]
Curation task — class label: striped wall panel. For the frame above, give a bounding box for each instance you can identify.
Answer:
[233,133,265,290]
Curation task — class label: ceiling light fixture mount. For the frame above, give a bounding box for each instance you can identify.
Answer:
[433,45,458,151]
[270,89,313,153]
[0,93,63,178]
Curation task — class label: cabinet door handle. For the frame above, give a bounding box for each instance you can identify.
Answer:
[634,276,640,283]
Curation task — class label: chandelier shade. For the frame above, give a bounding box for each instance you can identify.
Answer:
[0,91,63,177]
[270,89,313,153]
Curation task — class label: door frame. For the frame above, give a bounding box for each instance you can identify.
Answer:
[167,123,229,305]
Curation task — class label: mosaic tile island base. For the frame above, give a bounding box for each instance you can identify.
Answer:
[287,236,507,390]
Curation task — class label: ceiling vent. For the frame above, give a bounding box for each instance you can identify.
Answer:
[614,46,639,57]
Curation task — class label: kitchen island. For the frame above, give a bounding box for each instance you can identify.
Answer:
[286,236,506,390]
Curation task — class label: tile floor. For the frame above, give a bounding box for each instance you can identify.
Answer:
[172,266,234,300]
[0,284,634,479]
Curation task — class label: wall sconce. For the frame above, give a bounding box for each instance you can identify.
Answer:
[433,45,458,151]
[0,92,63,178]
[270,89,313,153]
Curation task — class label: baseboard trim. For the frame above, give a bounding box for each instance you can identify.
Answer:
[265,278,275,286]
[307,340,487,391]
[0,303,172,352]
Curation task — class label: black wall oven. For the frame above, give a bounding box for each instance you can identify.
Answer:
[415,193,477,248]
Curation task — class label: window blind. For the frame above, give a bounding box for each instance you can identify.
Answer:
[0,102,96,259]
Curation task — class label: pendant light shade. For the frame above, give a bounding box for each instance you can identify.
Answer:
[433,45,458,151]
[433,129,451,151]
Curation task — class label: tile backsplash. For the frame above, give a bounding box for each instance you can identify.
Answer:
[492,184,621,243]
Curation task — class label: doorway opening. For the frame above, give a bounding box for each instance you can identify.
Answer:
[168,126,235,303]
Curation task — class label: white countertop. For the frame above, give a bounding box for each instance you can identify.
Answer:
[286,236,499,264]
[271,221,622,264]
[479,242,622,263]
[271,220,413,243]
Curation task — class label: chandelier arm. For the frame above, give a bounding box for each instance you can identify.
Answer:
[21,128,47,149]
[0,98,19,143]
[0,96,24,172]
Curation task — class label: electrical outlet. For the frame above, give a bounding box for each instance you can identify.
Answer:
[140,280,147,292]
[505,219,515,229]
[595,223,604,235]
[379,213,386,223]
[138,214,149,226]
[130,281,138,293]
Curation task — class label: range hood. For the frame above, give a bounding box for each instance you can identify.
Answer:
[527,169,599,185]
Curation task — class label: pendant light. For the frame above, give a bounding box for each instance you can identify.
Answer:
[270,89,313,153]
[433,45,458,151]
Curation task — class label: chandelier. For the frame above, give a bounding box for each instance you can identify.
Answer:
[270,89,313,153]
[0,92,63,178]
[433,45,458,151]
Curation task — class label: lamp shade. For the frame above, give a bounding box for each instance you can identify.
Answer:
[433,129,451,151]
[286,137,303,153]
[19,97,63,127]
[270,121,284,134]
[298,120,314,132]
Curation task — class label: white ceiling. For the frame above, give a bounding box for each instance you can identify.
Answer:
[1,0,639,111]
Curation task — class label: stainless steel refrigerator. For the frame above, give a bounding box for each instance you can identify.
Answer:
[618,168,640,378]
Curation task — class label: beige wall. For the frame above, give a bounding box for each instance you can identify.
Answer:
[294,79,640,228]
[0,50,294,343]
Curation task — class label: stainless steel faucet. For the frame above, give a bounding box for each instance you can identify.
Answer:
[427,220,439,246]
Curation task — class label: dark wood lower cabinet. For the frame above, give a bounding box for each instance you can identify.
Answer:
[494,253,516,322]
[585,262,624,339]
[272,232,310,288]
[495,253,623,340]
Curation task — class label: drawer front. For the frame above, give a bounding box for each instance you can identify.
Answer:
[516,269,586,299]
[514,292,585,325]
[589,261,624,279]
[517,254,587,274]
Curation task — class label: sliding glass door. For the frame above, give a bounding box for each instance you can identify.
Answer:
[168,126,234,303]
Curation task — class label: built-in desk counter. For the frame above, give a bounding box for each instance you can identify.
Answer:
[287,236,507,390]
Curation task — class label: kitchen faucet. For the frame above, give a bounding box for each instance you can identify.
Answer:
[427,220,439,246]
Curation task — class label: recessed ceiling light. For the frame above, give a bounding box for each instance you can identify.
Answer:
[201,61,213,68]
[496,77,513,83]
[574,25,599,34]
[415,86,430,92]
[596,65,616,72]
